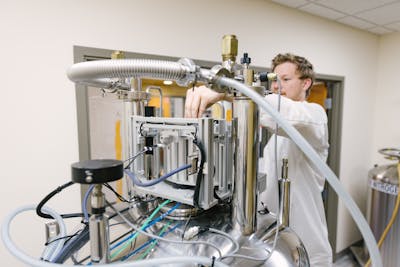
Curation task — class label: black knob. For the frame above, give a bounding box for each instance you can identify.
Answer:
[71,159,123,184]
[240,52,251,64]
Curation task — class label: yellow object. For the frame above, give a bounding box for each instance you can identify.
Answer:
[307,83,328,109]
[115,120,123,199]
[148,96,171,117]
[226,109,232,122]
[221,34,238,62]
[211,104,223,119]
[365,162,400,267]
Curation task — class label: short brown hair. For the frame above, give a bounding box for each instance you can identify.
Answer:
[271,53,315,97]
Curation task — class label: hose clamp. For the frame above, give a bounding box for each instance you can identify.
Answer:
[177,58,197,87]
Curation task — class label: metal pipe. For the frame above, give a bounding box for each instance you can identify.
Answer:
[89,185,109,264]
[232,94,260,235]
[197,118,215,209]
[146,86,163,117]
[67,58,196,88]
[279,159,290,227]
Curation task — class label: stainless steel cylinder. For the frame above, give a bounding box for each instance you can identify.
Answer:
[89,214,109,264]
[232,96,259,235]
[123,78,149,174]
[163,138,190,184]
[89,185,109,264]
[365,163,399,267]
[197,118,215,208]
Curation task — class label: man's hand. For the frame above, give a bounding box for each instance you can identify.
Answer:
[184,85,228,118]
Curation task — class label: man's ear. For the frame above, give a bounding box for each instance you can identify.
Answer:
[302,78,312,92]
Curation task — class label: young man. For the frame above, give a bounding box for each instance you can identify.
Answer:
[185,53,332,266]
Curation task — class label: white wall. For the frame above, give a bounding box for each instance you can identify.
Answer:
[372,33,400,164]
[0,0,386,265]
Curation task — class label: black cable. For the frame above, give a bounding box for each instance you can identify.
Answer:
[44,228,83,246]
[52,224,90,264]
[103,183,130,203]
[76,254,90,265]
[181,213,192,240]
[70,253,81,265]
[193,139,206,208]
[36,181,84,219]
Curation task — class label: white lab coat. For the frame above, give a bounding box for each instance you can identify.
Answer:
[259,94,332,267]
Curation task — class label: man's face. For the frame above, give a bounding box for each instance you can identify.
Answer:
[270,62,311,101]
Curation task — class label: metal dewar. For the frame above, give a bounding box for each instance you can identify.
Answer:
[364,148,400,267]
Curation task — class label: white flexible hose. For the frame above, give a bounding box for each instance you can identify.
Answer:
[215,76,382,267]
[1,205,67,263]
[2,206,228,267]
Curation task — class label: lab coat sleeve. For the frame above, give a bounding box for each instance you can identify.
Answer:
[260,94,328,151]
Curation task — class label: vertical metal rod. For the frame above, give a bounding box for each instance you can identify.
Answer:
[198,118,214,209]
[232,97,259,235]
[279,158,291,227]
[89,185,109,264]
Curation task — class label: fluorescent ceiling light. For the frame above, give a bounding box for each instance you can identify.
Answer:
[163,80,173,85]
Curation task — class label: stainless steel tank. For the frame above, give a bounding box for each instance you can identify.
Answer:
[145,202,309,267]
[365,148,400,267]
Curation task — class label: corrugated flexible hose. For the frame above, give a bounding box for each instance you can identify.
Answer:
[67,59,191,88]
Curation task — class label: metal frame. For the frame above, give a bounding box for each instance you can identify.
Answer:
[318,75,344,259]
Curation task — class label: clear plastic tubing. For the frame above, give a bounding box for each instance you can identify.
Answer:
[2,205,228,267]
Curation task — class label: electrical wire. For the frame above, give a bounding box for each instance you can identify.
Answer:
[125,164,192,187]
[109,201,181,255]
[269,77,283,261]
[192,139,206,208]
[181,213,192,240]
[124,148,148,169]
[4,204,230,266]
[122,222,182,261]
[107,199,223,258]
[2,205,67,263]
[76,225,141,265]
[365,162,400,267]
[44,228,83,246]
[103,183,131,203]
[136,221,172,260]
[208,228,239,255]
[83,185,95,223]
[52,224,89,263]
[109,199,171,260]
[36,181,84,219]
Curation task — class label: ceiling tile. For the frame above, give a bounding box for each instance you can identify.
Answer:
[337,16,376,29]
[270,0,309,8]
[385,21,400,31]
[269,0,400,35]
[316,0,396,15]
[367,26,394,35]
[356,2,400,25]
[299,3,346,20]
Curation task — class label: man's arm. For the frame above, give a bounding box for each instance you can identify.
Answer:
[185,85,232,118]
[260,94,329,151]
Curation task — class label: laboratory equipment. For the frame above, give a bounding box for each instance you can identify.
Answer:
[1,35,382,267]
